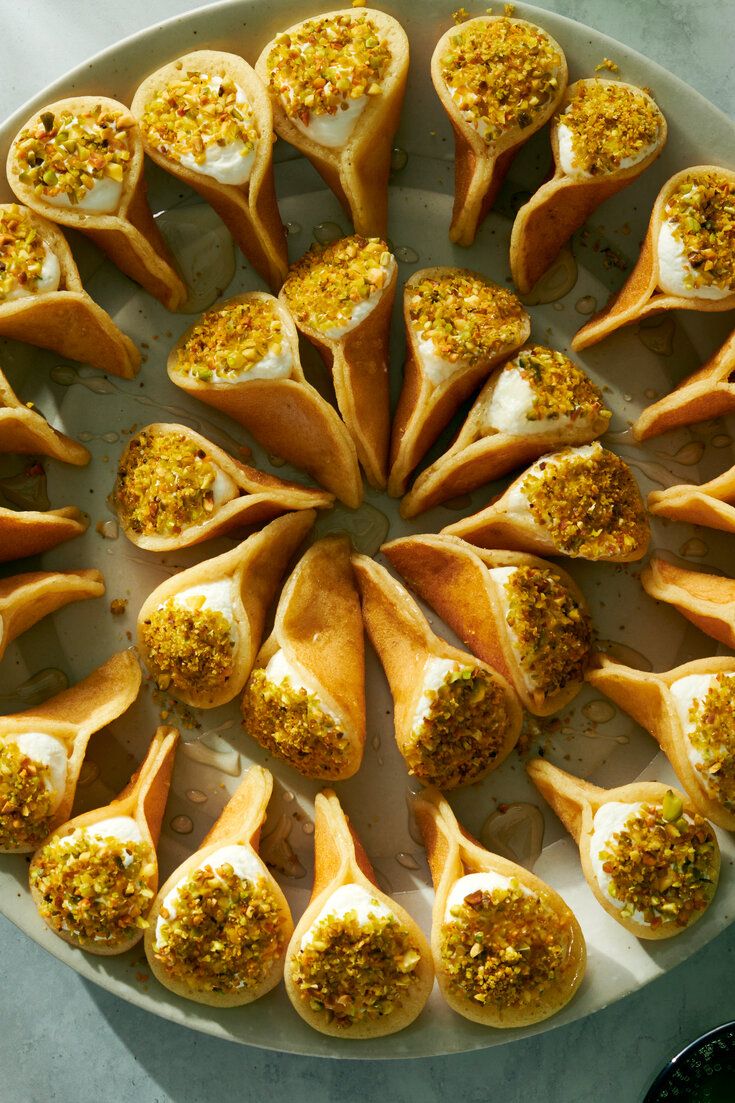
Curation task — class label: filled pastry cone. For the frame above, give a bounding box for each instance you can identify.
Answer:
[641,556,735,649]
[8,99,186,311]
[257,8,409,237]
[634,327,735,441]
[511,80,666,294]
[573,166,735,352]
[0,568,104,661]
[280,235,396,488]
[414,787,585,1026]
[145,765,293,1006]
[388,268,530,498]
[168,291,362,508]
[648,462,735,533]
[132,50,287,291]
[0,505,87,564]
[382,534,592,717]
[0,365,89,465]
[442,442,650,562]
[431,15,567,246]
[29,725,178,955]
[112,422,332,551]
[587,654,735,831]
[137,509,314,709]
[352,554,522,789]
[527,759,719,940]
[400,345,610,516]
[0,651,141,853]
[284,789,433,1038]
[0,204,139,378]
[242,536,364,780]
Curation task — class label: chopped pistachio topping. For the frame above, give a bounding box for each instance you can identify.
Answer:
[282,235,392,335]
[153,863,286,992]
[599,801,716,928]
[514,346,608,423]
[504,566,591,699]
[688,673,735,811]
[14,106,132,205]
[0,741,54,850]
[175,298,285,382]
[521,447,647,558]
[292,909,421,1026]
[242,669,347,778]
[408,665,509,788]
[141,599,235,694]
[665,172,735,292]
[409,272,526,365]
[441,879,569,1007]
[561,82,661,175]
[0,205,51,302]
[440,18,562,143]
[115,429,229,537]
[266,14,391,122]
[31,829,155,944]
[140,71,257,165]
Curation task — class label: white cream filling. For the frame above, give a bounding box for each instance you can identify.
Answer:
[211,467,239,508]
[412,656,466,732]
[415,332,468,387]
[58,815,143,875]
[291,95,367,149]
[670,672,733,790]
[155,843,266,944]
[300,883,394,950]
[211,344,293,383]
[177,77,258,186]
[2,731,67,812]
[657,219,732,300]
[264,648,341,723]
[506,442,602,530]
[444,870,533,922]
[322,256,395,339]
[6,245,61,301]
[486,566,544,694]
[171,578,235,628]
[481,364,598,436]
[46,173,123,215]
[556,118,659,178]
[589,802,651,927]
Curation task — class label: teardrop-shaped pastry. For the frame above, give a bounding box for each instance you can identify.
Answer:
[527,758,720,939]
[0,505,87,564]
[113,423,332,551]
[280,235,396,488]
[0,650,141,853]
[132,50,287,291]
[647,462,735,533]
[137,510,315,708]
[587,653,735,831]
[8,99,186,311]
[352,554,522,789]
[145,765,293,1005]
[257,8,410,237]
[0,364,89,465]
[400,345,610,516]
[442,442,650,562]
[510,80,666,293]
[641,556,735,649]
[572,166,735,352]
[414,787,585,1026]
[388,268,530,497]
[242,535,365,780]
[284,789,433,1038]
[168,291,363,508]
[29,725,178,954]
[0,203,140,378]
[382,534,592,716]
[432,15,567,246]
[0,568,104,662]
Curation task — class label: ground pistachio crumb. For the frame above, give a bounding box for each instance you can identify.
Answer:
[0,205,52,302]
[595,57,620,73]
[110,597,128,616]
[440,878,569,1006]
[561,82,661,176]
[31,828,155,943]
[141,596,235,694]
[292,907,421,1025]
[175,297,285,383]
[513,346,609,423]
[503,566,591,700]
[599,800,717,928]
[242,668,348,778]
[665,171,735,293]
[14,105,133,205]
[0,740,54,849]
[688,673,735,811]
[521,445,647,558]
[154,862,286,992]
[439,18,562,143]
[140,70,258,165]
[409,271,526,365]
[282,235,393,335]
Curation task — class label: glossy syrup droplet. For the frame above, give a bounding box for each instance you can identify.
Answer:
[405,788,424,847]
[313,221,343,245]
[637,315,675,356]
[395,245,419,263]
[77,761,100,788]
[170,815,194,835]
[156,204,236,314]
[575,295,597,315]
[582,699,617,724]
[302,821,314,835]
[96,519,119,540]
[520,247,578,306]
[314,500,390,556]
[712,434,733,449]
[50,364,117,394]
[395,852,420,870]
[644,388,658,400]
[267,454,287,467]
[286,221,302,235]
[390,147,408,172]
[680,537,708,558]
[282,790,295,803]
[480,803,545,870]
[0,667,69,706]
[597,639,653,671]
[185,788,208,804]
[440,493,473,512]
[672,441,705,466]
[371,734,381,751]
[260,813,306,878]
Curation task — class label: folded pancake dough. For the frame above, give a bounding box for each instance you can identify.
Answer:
[641,556,735,649]
[648,461,735,533]
[0,568,104,661]
[0,505,87,564]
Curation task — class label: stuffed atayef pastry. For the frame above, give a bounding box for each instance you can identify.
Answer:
[641,556,735,650]
[257,8,409,237]
[0,505,87,564]
[132,50,287,291]
[0,363,89,465]
[648,461,735,533]
[0,568,104,661]
[8,98,186,311]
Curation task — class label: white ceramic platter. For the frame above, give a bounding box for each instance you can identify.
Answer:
[1,0,734,1060]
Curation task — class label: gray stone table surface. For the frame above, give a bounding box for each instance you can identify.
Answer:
[1,2,734,1101]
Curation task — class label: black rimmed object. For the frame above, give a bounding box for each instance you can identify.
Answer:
[643,1022,735,1102]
